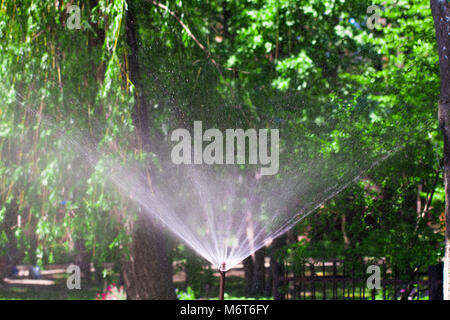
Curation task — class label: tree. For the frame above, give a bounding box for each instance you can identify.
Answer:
[121,0,175,299]
[0,0,177,299]
[0,0,445,301]
[430,0,450,300]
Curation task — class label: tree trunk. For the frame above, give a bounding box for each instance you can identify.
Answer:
[430,0,450,300]
[122,0,175,300]
[3,199,20,273]
[74,239,91,282]
[265,262,273,296]
[122,215,175,299]
[271,235,287,300]
[428,263,444,300]
[252,248,265,296]
[243,256,254,297]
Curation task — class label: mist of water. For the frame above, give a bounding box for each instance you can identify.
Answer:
[6,90,406,272]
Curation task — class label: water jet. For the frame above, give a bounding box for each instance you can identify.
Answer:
[7,91,404,301]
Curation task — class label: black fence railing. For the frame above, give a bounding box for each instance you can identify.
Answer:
[280,259,443,300]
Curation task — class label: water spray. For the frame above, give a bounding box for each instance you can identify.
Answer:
[218,262,226,300]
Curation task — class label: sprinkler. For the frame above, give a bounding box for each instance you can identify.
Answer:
[218,262,226,300]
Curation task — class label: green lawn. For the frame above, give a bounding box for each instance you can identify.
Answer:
[0,283,101,300]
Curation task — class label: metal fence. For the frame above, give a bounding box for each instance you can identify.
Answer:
[281,259,443,300]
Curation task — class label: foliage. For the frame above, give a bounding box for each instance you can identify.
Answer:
[0,0,444,299]
[282,0,444,280]
[173,244,215,297]
[176,286,196,300]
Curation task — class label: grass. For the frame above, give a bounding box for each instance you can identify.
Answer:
[0,283,101,300]
[175,274,273,300]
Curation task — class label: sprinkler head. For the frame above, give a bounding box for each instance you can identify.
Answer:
[218,262,227,300]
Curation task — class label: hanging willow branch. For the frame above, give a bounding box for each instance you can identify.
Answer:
[145,0,250,123]
[147,0,222,77]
